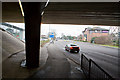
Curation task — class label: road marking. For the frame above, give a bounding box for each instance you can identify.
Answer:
[66,57,80,65]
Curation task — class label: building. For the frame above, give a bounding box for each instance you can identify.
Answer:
[41,35,48,41]
[82,27,109,42]
[0,23,25,41]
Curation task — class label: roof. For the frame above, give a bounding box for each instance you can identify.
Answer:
[87,27,109,31]
[0,23,24,31]
[83,27,109,33]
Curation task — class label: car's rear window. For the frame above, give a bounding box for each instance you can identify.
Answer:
[70,44,77,46]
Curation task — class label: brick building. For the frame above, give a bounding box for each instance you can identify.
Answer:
[82,27,109,42]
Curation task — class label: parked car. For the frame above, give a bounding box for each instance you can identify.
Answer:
[65,43,80,53]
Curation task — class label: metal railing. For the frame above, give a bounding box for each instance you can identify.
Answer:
[81,54,114,80]
[81,53,89,78]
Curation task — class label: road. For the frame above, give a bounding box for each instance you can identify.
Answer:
[50,40,119,78]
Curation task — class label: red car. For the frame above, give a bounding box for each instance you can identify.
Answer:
[65,43,80,53]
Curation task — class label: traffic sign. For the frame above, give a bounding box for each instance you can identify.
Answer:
[49,35,54,38]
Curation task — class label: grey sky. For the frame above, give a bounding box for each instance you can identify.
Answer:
[8,23,110,37]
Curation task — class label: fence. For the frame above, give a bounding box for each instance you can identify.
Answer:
[81,53,89,78]
[81,54,114,80]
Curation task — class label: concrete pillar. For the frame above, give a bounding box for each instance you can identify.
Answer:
[22,3,41,68]
[0,1,2,79]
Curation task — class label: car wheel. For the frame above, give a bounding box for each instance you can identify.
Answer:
[76,51,79,53]
[69,50,72,53]
[65,48,67,51]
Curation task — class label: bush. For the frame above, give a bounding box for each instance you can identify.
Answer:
[41,39,49,47]
[91,37,97,43]
[83,41,88,42]
[115,39,119,46]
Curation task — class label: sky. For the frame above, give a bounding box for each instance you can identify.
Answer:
[7,22,111,37]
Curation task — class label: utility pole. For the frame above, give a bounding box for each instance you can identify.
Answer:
[49,24,50,33]
[49,24,51,40]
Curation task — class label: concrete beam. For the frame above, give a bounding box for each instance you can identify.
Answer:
[2,2,120,26]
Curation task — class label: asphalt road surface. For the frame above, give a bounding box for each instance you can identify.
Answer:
[52,40,119,78]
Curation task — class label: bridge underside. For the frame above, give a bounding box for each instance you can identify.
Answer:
[2,2,120,26]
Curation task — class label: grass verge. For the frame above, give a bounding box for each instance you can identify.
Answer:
[74,40,119,48]
[40,39,49,47]
[99,44,119,48]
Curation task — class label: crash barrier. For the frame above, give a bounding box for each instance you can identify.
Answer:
[81,54,114,80]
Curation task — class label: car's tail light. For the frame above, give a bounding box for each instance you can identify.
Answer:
[70,47,73,49]
[79,47,80,49]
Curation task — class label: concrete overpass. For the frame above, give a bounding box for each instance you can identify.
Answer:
[2,2,120,26]
[1,2,120,68]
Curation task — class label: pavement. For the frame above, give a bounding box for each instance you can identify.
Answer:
[2,42,85,79]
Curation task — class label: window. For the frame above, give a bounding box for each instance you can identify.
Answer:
[71,44,77,46]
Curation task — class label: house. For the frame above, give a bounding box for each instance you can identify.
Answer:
[82,27,109,42]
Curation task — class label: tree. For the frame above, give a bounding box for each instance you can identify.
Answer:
[77,34,83,41]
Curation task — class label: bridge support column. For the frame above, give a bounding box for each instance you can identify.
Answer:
[22,3,41,68]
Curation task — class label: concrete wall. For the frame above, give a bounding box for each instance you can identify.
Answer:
[0,29,25,61]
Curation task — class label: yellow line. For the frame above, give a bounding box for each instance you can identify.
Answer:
[18,0,24,16]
